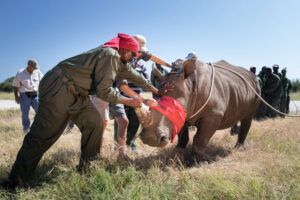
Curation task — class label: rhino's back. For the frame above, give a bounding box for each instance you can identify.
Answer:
[198,60,260,129]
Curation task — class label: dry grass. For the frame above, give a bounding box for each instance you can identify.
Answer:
[0,109,299,199]
[291,92,300,101]
[0,92,14,100]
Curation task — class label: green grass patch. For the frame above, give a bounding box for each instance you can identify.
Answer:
[0,92,14,100]
[0,163,299,200]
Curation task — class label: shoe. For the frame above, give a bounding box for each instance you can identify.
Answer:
[131,145,138,153]
[130,140,139,153]
[1,178,20,192]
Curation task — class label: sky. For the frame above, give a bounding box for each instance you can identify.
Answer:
[0,0,299,82]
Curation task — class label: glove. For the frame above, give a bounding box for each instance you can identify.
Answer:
[139,51,152,61]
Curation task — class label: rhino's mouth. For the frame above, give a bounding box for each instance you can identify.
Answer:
[140,129,170,147]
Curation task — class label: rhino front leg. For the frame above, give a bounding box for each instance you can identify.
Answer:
[186,116,222,166]
[176,124,189,149]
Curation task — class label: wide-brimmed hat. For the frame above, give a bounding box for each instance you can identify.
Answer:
[133,35,149,52]
[27,59,39,69]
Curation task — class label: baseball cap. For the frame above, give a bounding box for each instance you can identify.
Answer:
[185,52,197,59]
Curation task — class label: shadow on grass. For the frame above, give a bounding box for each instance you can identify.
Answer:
[0,143,233,192]
[26,149,80,188]
[104,143,233,173]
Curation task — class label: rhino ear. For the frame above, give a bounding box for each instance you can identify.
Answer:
[183,59,196,77]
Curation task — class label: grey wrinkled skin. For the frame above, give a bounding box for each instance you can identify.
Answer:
[138,59,260,161]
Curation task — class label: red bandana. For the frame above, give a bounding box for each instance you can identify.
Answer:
[150,96,187,143]
[103,33,139,53]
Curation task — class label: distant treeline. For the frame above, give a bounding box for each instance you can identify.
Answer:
[0,77,14,92]
[1,76,300,93]
[292,79,300,92]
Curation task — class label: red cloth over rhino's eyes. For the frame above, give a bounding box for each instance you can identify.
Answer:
[150,96,187,143]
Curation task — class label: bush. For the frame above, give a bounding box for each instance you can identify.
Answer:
[0,77,14,92]
[291,79,300,92]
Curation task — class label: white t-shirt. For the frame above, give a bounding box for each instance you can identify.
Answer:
[12,68,44,93]
[90,95,109,121]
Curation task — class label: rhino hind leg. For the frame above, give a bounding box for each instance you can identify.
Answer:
[234,116,253,148]
[176,125,189,149]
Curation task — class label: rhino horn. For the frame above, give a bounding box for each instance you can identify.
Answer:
[135,106,152,128]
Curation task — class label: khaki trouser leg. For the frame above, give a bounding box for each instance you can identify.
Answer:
[71,97,103,167]
[9,72,71,181]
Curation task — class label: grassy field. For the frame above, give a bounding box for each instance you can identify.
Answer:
[291,92,300,101]
[0,92,14,100]
[0,109,299,199]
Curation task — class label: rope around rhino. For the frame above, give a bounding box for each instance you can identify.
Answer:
[188,62,300,120]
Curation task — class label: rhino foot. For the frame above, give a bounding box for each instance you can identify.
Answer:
[185,158,197,167]
[185,155,210,167]
[234,142,247,149]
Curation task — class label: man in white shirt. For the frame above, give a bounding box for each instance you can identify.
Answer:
[12,59,43,133]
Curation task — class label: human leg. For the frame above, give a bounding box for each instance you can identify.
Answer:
[9,78,71,182]
[20,93,31,131]
[31,96,39,113]
[125,106,140,151]
[286,95,290,114]
[115,116,129,155]
[71,97,103,167]
[109,103,128,155]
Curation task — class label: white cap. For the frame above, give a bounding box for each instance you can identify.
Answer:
[133,34,149,52]
[185,51,197,60]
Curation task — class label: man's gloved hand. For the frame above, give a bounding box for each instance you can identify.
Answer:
[139,51,152,61]
[122,96,142,108]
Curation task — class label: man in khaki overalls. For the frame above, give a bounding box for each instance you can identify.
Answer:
[2,33,160,190]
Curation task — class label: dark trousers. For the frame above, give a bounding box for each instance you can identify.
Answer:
[9,69,103,182]
[265,96,281,118]
[286,95,290,113]
[124,106,140,147]
[280,95,287,117]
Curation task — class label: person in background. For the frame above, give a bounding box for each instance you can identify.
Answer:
[250,66,263,119]
[185,51,197,60]
[112,35,154,153]
[272,64,283,79]
[279,68,289,116]
[264,67,282,118]
[286,77,292,114]
[151,63,168,100]
[121,58,149,153]
[249,66,256,75]
[12,59,43,133]
[255,66,267,119]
